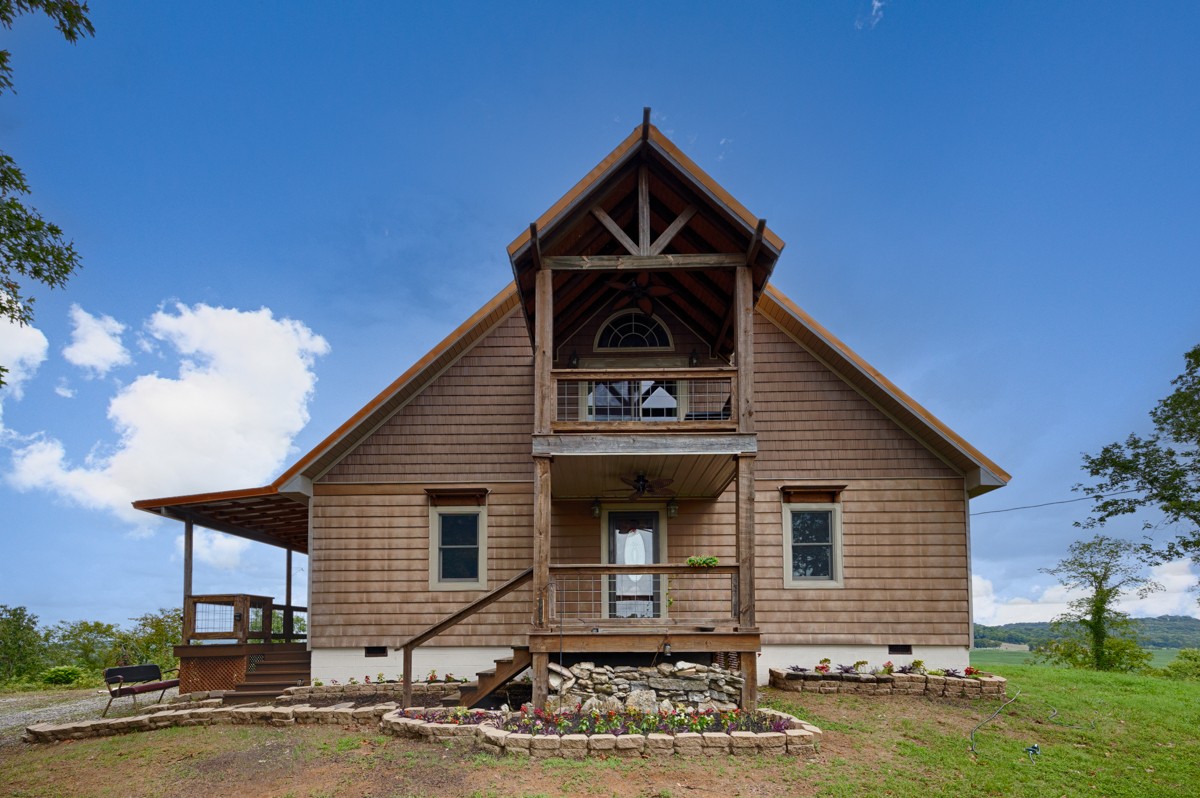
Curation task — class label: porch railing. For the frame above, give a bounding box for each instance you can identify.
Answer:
[553,368,735,428]
[548,564,739,630]
[183,594,308,645]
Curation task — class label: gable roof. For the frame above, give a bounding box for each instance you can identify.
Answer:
[133,282,1008,547]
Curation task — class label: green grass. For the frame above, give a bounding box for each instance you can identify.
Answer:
[972,647,1184,670]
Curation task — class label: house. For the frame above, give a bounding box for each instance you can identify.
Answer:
[134,112,1009,709]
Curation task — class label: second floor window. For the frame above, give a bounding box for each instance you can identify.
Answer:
[596,312,672,350]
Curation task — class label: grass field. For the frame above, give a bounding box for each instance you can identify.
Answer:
[971,647,1184,670]
[2,661,1197,797]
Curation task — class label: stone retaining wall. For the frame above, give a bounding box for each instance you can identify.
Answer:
[277,682,462,707]
[23,700,822,759]
[768,668,1007,698]
[549,660,742,713]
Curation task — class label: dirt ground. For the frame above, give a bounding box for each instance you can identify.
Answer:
[0,688,993,798]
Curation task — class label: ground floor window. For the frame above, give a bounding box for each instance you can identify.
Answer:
[429,505,487,590]
[782,502,843,588]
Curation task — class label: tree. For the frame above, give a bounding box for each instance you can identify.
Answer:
[44,618,120,673]
[0,0,93,387]
[111,608,182,671]
[1078,344,1200,571]
[1037,535,1160,672]
[0,604,47,681]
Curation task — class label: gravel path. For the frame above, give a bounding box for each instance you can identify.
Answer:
[0,687,179,748]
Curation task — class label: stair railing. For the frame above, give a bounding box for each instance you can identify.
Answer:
[395,567,533,707]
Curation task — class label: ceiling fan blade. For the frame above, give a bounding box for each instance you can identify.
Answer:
[637,297,654,315]
[627,490,642,501]
[635,271,651,288]
[646,285,673,297]
[612,294,633,310]
[619,475,640,489]
[649,478,674,490]
[606,279,630,292]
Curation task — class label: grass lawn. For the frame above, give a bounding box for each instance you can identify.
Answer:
[1,665,1197,797]
[972,648,1184,669]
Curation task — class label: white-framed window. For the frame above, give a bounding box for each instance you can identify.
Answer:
[781,502,843,589]
[594,311,673,351]
[429,505,487,591]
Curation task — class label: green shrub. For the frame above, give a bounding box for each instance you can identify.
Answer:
[40,665,84,685]
[1162,648,1200,680]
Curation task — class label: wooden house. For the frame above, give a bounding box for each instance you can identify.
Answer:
[135,113,1009,709]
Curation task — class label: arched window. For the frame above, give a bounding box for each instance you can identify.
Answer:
[595,312,672,350]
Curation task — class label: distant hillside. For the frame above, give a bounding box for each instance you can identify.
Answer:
[974,615,1200,649]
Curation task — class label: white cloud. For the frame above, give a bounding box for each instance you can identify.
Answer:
[974,560,1199,625]
[6,303,329,565]
[175,527,250,570]
[856,0,887,30]
[0,316,49,423]
[62,304,131,377]
[54,380,75,399]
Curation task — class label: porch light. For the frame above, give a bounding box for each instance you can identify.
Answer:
[568,350,580,368]
[591,498,602,518]
[662,642,672,657]
[666,499,679,518]
[689,349,699,367]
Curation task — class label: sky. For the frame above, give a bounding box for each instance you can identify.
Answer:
[1,2,1198,630]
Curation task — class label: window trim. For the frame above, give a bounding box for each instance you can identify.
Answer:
[781,501,843,589]
[428,505,488,591]
[593,310,675,352]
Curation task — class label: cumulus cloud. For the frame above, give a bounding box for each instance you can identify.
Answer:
[0,316,49,422]
[974,560,1199,625]
[54,380,75,399]
[6,303,329,565]
[62,304,132,377]
[175,527,250,570]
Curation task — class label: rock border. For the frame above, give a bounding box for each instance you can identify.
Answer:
[768,668,1007,697]
[23,701,821,758]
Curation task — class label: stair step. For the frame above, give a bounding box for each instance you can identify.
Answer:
[476,668,496,679]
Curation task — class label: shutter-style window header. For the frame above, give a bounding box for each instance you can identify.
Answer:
[425,487,489,506]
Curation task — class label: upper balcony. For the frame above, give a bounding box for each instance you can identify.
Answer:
[553,366,736,433]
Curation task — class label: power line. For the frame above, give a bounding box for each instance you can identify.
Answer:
[969,489,1140,517]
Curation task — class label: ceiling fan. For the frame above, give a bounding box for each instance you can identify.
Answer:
[607,272,673,315]
[618,472,675,501]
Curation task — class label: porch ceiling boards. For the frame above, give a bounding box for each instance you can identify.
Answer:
[133,487,308,553]
[541,451,742,500]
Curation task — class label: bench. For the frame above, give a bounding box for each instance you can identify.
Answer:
[102,664,180,716]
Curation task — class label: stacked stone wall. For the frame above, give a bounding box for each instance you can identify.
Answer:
[768,668,1006,698]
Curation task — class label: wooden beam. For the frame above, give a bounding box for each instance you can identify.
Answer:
[528,630,760,654]
[544,254,744,271]
[642,107,651,141]
[533,266,554,433]
[736,454,756,629]
[746,218,766,266]
[735,264,755,433]
[532,651,549,710]
[284,548,293,639]
[532,432,757,456]
[402,645,413,708]
[183,520,193,605]
[532,455,552,629]
[590,207,639,256]
[648,205,697,256]
[740,649,758,709]
[638,164,651,254]
[529,223,543,272]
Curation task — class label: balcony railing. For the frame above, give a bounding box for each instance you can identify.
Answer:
[548,564,739,630]
[183,594,307,644]
[553,368,735,429]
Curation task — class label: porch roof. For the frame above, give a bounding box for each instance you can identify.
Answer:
[133,485,308,553]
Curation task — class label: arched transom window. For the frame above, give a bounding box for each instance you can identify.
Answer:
[595,312,672,350]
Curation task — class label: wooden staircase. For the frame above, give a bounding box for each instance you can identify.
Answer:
[445,646,532,708]
[223,644,311,705]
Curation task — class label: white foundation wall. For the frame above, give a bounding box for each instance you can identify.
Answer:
[758,645,970,684]
[311,647,512,684]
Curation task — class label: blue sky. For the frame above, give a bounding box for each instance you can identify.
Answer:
[2,2,1198,628]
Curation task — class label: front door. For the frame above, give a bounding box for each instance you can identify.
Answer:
[607,511,661,619]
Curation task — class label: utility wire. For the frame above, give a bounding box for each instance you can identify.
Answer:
[969,489,1140,517]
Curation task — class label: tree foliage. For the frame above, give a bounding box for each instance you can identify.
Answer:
[0,0,93,387]
[1078,344,1200,570]
[0,604,46,681]
[1037,535,1161,671]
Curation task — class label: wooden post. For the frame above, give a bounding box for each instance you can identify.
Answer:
[532,456,552,629]
[532,651,549,711]
[734,264,755,434]
[740,651,758,709]
[284,548,294,641]
[402,645,413,708]
[181,516,193,604]
[533,262,554,434]
[736,454,756,628]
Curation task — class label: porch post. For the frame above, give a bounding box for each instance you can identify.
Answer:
[284,548,294,641]
[531,235,553,710]
[734,263,758,708]
[736,454,756,629]
[182,520,194,644]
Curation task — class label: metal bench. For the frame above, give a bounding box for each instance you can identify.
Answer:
[102,664,180,716]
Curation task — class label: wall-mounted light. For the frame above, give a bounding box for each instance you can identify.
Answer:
[568,350,580,368]
[666,499,679,518]
[591,498,602,518]
[662,642,672,657]
[689,349,700,367]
